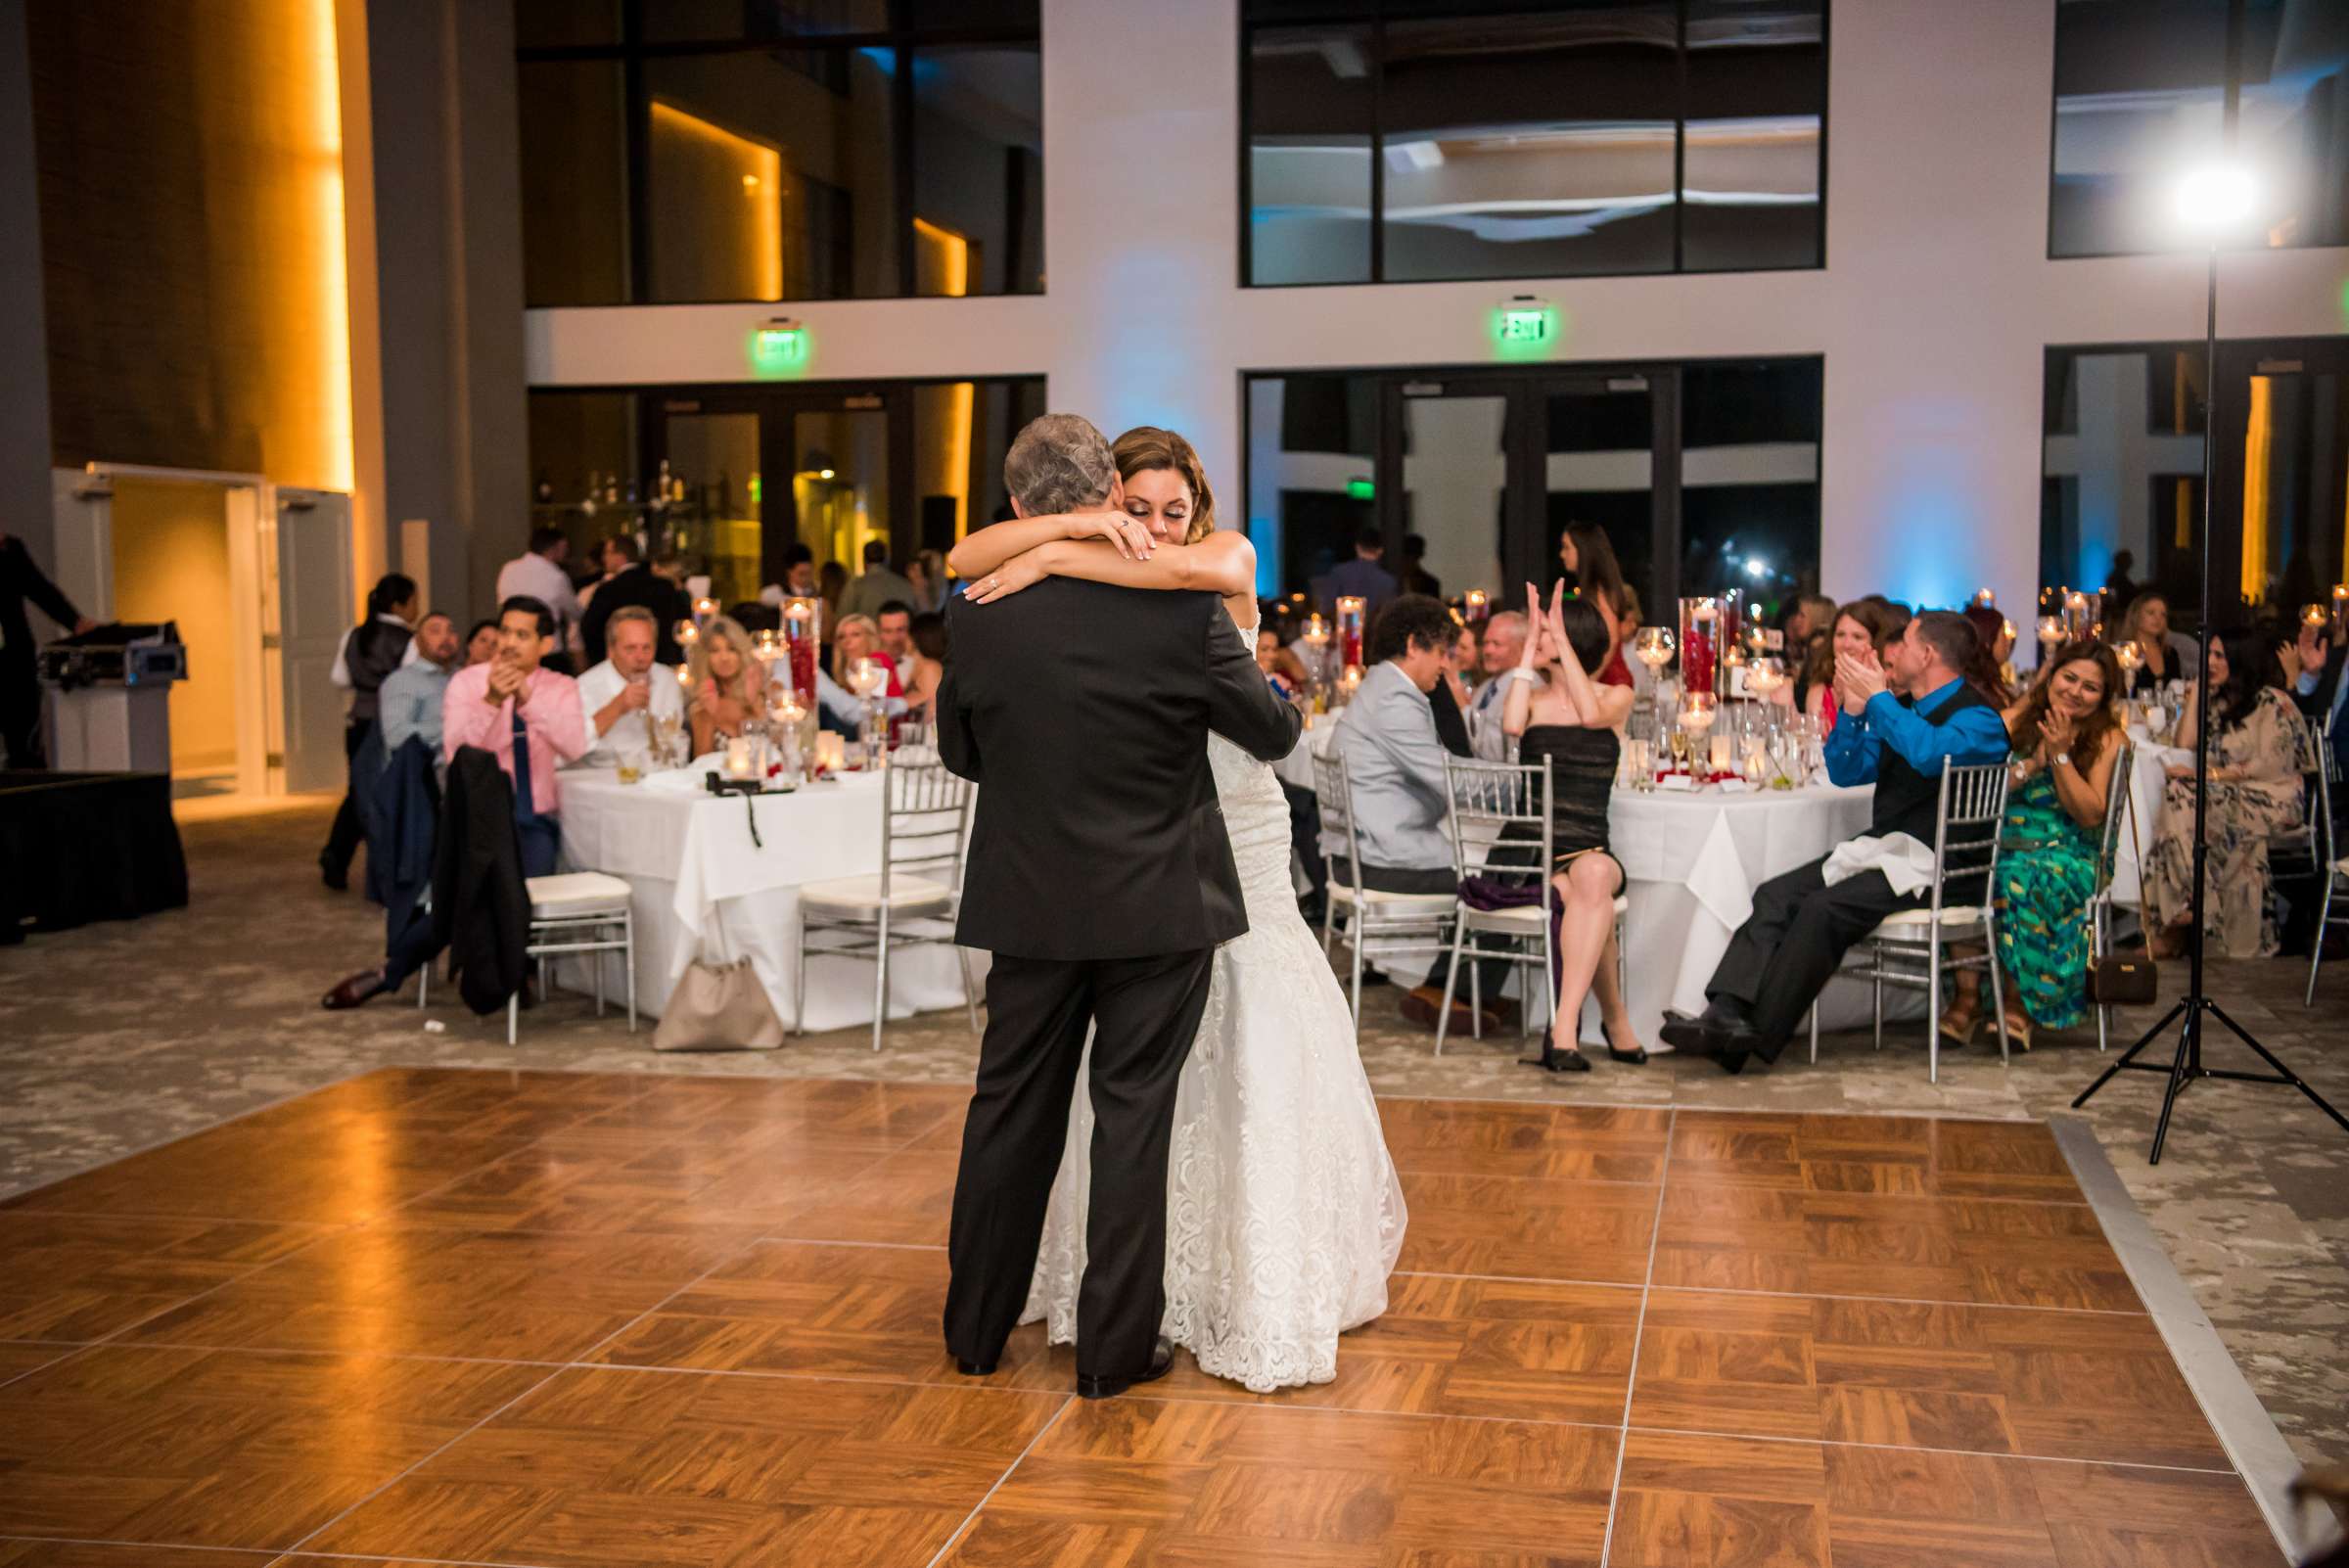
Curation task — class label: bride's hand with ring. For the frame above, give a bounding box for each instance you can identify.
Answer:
[968,551,1049,605]
[1060,510,1155,561]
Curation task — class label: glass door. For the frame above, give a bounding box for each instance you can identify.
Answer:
[1381,378,1526,604]
[1541,371,1670,619]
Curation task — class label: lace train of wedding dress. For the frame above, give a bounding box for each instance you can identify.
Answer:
[1018,730,1408,1393]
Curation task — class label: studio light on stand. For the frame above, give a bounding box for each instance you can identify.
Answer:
[2072,158,2347,1163]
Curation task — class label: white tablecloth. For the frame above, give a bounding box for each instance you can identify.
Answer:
[2111,735,2185,909]
[1606,783,1906,1045]
[555,769,979,1032]
[1273,719,1338,792]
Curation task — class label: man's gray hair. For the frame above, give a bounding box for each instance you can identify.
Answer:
[1003,413,1117,516]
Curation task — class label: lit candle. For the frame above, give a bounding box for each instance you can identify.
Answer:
[724,737,753,779]
[2036,616,2063,648]
[2303,604,2328,628]
[1302,614,1328,646]
[1708,734,1733,773]
[1335,597,1366,671]
[675,664,693,688]
[1691,599,1718,623]
[1463,589,1489,621]
[1744,752,1767,785]
[693,596,719,623]
[673,620,700,648]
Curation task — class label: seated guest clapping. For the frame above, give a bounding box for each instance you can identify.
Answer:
[441,595,588,878]
[1939,641,2124,1049]
[686,615,766,757]
[1662,610,2010,1072]
[1804,597,1908,732]
[572,605,684,769]
[1502,585,1644,1070]
[1322,593,1514,1034]
[2142,623,2319,958]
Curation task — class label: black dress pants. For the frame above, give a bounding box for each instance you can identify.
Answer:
[1282,781,1326,904]
[1704,853,1920,1058]
[320,719,370,876]
[0,663,44,769]
[944,947,1215,1381]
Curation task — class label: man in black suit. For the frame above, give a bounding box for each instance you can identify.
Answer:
[577,541,692,669]
[1,532,96,769]
[937,414,1302,1400]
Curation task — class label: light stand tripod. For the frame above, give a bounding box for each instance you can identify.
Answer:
[2071,232,2349,1164]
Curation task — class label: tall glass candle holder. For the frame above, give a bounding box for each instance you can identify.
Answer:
[1335,597,1366,674]
[780,596,822,710]
[1679,598,1721,699]
[2063,589,2092,640]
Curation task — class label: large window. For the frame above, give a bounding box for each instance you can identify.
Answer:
[2043,339,2349,621]
[2051,0,2349,258]
[516,1,1042,306]
[1242,0,1826,288]
[1246,359,1822,614]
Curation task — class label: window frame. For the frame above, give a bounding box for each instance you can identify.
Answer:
[516,0,1042,306]
[1236,0,1832,290]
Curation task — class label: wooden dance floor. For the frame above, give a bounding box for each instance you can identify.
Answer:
[0,1069,2281,1566]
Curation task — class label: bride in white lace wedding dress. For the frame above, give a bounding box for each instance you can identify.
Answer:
[1020,725,1408,1391]
[948,425,1406,1394]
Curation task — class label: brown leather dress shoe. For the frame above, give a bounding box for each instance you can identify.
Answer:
[321,970,387,1010]
[1397,986,1497,1036]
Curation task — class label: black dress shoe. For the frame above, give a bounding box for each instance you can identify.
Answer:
[321,970,387,1010]
[1077,1336,1174,1401]
[955,1358,996,1377]
[319,853,348,892]
[1657,1009,1726,1054]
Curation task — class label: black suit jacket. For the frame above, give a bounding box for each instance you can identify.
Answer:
[579,566,692,668]
[939,581,1302,961]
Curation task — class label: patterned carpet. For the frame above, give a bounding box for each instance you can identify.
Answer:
[1,798,2343,1471]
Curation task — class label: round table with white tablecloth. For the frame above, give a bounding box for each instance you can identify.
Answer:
[553,766,980,1033]
[1605,782,1916,1047]
[1275,718,1919,1049]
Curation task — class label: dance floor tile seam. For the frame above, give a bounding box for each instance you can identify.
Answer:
[0,1070,2285,1567]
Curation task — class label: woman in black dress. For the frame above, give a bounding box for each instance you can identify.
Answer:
[1502,582,1643,1071]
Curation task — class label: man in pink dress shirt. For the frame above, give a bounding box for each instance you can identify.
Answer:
[441,595,589,877]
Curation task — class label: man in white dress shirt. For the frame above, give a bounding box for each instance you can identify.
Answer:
[495,527,583,671]
[1465,610,1527,761]
[570,606,683,769]
[876,601,919,688]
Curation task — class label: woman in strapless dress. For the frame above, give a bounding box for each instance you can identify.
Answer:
[1500,583,1645,1072]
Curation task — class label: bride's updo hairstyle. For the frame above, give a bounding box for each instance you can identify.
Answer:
[1113,426,1218,544]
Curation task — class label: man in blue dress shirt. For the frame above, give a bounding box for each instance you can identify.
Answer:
[1662,611,2011,1073]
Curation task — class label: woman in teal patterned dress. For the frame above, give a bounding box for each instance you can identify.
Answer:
[1939,642,2124,1046]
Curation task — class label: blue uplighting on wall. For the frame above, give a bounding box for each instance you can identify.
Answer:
[1250,520,1279,598]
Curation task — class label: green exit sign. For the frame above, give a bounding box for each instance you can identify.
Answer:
[1498,304,1552,344]
[751,322,807,374]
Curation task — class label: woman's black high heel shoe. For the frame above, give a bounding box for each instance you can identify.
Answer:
[1519,1039,1591,1073]
[1601,1021,1648,1065]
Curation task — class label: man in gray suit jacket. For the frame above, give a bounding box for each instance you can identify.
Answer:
[1322,594,1513,1032]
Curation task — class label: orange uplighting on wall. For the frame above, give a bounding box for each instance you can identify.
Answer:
[912,220,974,536]
[650,99,784,300]
[2241,376,2273,602]
[301,0,355,497]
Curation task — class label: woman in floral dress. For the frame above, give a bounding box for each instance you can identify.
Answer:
[1940,641,2124,1047]
[2143,624,2319,959]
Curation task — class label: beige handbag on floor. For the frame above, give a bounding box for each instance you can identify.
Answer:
[652,924,785,1050]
